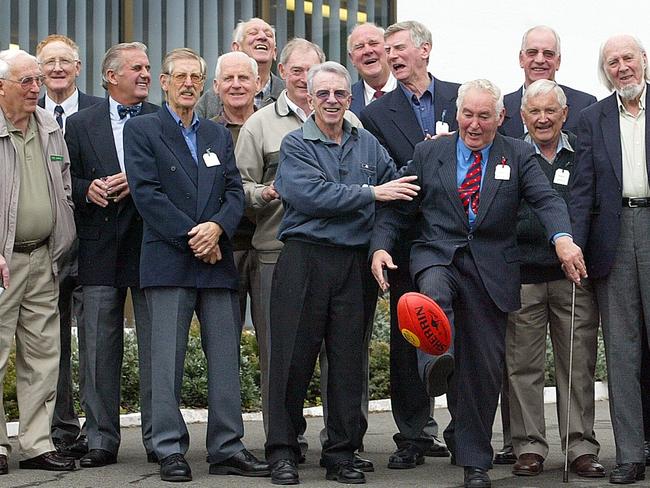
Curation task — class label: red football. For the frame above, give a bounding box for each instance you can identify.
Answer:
[397,292,451,355]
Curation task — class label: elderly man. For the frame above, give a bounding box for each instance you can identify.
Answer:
[0,49,76,474]
[499,26,596,138]
[371,79,586,488]
[571,34,650,485]
[347,22,396,116]
[66,42,157,468]
[505,79,604,479]
[266,61,418,485]
[196,17,284,118]
[360,20,459,468]
[36,33,103,460]
[125,47,268,483]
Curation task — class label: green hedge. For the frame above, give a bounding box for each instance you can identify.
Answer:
[3,296,606,421]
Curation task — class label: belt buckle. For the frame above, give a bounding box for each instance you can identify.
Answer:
[628,198,641,208]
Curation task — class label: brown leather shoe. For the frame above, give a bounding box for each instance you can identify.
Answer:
[570,453,605,478]
[512,453,544,476]
[0,454,8,475]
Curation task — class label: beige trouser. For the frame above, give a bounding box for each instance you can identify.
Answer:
[506,278,600,462]
[0,245,60,458]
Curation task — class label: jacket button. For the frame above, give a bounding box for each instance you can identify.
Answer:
[467,234,473,240]
[171,166,176,171]
[104,217,109,222]
[186,193,191,199]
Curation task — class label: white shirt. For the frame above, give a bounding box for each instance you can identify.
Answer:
[618,86,649,197]
[44,89,79,134]
[362,73,397,106]
[285,94,310,122]
[109,96,142,173]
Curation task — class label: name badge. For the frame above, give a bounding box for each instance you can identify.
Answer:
[435,121,450,134]
[495,164,511,180]
[203,150,220,167]
[553,168,570,186]
[50,155,64,162]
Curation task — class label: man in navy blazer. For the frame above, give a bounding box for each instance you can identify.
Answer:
[36,33,103,459]
[570,34,650,485]
[360,20,459,468]
[371,79,585,488]
[347,23,396,116]
[66,42,156,468]
[124,48,268,483]
[500,26,596,138]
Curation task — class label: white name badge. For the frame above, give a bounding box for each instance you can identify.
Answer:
[553,168,570,186]
[435,121,450,134]
[495,164,511,180]
[203,151,220,167]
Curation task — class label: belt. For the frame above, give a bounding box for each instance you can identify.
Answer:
[13,238,48,253]
[622,197,650,208]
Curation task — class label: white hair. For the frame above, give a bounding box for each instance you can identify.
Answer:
[457,79,504,116]
[521,79,567,110]
[598,34,650,93]
[214,51,258,79]
[520,25,561,56]
[307,61,352,94]
[0,49,38,79]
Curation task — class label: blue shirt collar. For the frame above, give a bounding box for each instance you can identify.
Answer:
[457,136,492,164]
[399,74,435,102]
[165,103,200,131]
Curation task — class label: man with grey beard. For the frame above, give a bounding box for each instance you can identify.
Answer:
[570,34,650,485]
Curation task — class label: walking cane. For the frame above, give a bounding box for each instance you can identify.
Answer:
[562,282,577,483]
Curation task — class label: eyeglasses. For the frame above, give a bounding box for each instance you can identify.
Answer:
[523,49,557,60]
[40,57,78,70]
[1,75,46,90]
[314,89,350,102]
[166,72,205,85]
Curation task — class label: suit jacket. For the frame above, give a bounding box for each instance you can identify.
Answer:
[500,84,596,138]
[350,79,366,117]
[66,99,158,287]
[370,133,571,313]
[570,85,650,279]
[360,77,461,168]
[38,89,104,111]
[124,105,244,290]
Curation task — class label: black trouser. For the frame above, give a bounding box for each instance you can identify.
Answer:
[265,240,376,466]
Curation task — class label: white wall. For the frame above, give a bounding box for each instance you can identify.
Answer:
[397,0,650,100]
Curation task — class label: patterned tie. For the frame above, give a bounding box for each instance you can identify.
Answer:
[458,151,482,215]
[117,104,142,119]
[54,105,64,128]
[373,90,385,99]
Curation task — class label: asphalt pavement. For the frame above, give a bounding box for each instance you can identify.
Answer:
[3,400,649,487]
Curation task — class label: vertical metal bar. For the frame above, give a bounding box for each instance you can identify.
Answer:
[165,0,184,49]
[148,0,163,104]
[37,0,49,43]
[275,0,287,50]
[186,0,201,51]
[75,0,88,92]
[110,0,119,45]
[93,0,107,95]
[241,0,253,22]
[294,0,305,39]
[203,0,219,84]
[345,0,359,73]
[311,0,323,48]
[18,0,30,50]
[0,1,11,49]
[132,0,144,42]
[56,0,68,34]
[329,0,340,62]
[366,0,375,24]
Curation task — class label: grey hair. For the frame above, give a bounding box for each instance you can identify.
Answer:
[346,22,385,53]
[521,79,567,110]
[457,79,504,116]
[307,61,352,94]
[279,38,325,66]
[520,25,562,56]
[0,49,38,79]
[161,47,207,77]
[232,17,276,45]
[598,34,650,91]
[214,51,258,79]
[384,21,432,49]
[101,42,147,90]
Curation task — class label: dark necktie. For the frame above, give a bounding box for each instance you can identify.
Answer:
[54,105,64,128]
[117,104,142,119]
[458,151,482,215]
[373,90,385,99]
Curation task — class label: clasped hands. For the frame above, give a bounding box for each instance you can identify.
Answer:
[87,173,130,207]
[188,222,223,264]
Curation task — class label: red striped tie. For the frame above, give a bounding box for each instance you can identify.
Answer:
[458,151,482,215]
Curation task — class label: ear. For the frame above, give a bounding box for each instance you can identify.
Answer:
[497,107,505,127]
[213,78,219,95]
[307,93,314,111]
[159,73,169,93]
[278,63,287,81]
[106,69,119,86]
[232,41,241,52]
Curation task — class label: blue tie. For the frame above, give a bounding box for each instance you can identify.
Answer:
[54,105,64,128]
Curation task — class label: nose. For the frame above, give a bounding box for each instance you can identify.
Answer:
[533,51,546,63]
[232,76,241,87]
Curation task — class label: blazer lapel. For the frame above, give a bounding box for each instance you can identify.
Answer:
[89,100,121,175]
[601,93,623,186]
[159,108,199,188]
[390,88,424,149]
[196,125,219,218]
[472,136,504,229]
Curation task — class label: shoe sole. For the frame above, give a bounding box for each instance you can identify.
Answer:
[271,476,300,485]
[325,473,366,484]
[319,460,374,472]
[610,473,645,484]
[79,460,117,468]
[512,468,542,476]
[209,465,271,477]
[387,457,424,469]
[493,458,516,465]
[161,474,192,482]
[426,355,454,397]
[424,451,450,458]
[19,464,76,471]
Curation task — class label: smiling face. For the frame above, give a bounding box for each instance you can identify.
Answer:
[233,19,277,67]
[215,55,259,111]
[457,88,504,151]
[38,40,80,99]
[308,70,351,135]
[348,24,389,82]
[519,27,561,87]
[107,48,151,105]
[161,57,204,114]
[602,35,648,100]
[384,29,430,84]
[279,45,322,107]
[521,90,567,148]
[0,54,41,118]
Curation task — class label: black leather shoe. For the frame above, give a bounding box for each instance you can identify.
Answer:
[53,435,88,459]
[0,454,8,475]
[19,451,76,471]
[645,441,650,466]
[464,466,491,488]
[271,459,299,485]
[425,354,454,397]
[325,460,366,484]
[160,453,192,482]
[424,436,450,457]
[493,445,516,465]
[79,448,117,468]
[387,444,424,469]
[321,453,374,472]
[610,463,645,484]
[147,451,159,463]
[209,448,270,477]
